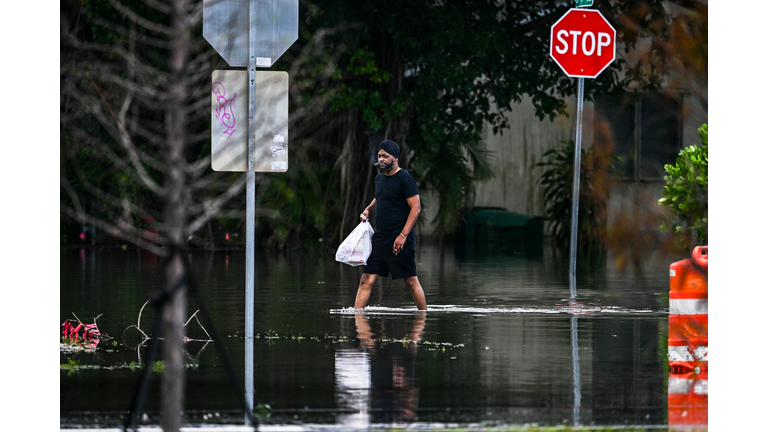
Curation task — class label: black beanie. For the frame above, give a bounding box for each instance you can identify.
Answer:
[378,140,400,159]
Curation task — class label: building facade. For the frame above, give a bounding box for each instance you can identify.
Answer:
[420,88,707,240]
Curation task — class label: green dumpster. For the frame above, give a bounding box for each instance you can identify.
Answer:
[456,207,543,253]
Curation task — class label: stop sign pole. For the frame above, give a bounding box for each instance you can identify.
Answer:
[549,7,615,298]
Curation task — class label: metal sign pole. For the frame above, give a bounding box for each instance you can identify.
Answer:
[568,77,585,299]
[244,0,257,424]
[204,1,297,425]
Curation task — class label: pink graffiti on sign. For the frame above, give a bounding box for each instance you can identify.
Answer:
[212,82,237,147]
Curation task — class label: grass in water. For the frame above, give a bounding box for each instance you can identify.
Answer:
[378,428,679,432]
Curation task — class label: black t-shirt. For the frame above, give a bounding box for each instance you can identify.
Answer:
[373,169,419,236]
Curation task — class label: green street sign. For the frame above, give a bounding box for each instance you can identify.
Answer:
[575,0,593,7]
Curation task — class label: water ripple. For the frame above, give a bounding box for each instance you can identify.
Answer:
[330,304,663,316]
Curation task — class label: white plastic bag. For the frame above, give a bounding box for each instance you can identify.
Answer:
[335,220,375,266]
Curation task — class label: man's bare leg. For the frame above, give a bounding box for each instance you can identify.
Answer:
[404,276,427,310]
[354,273,378,309]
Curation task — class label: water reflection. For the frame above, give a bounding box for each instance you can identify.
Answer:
[335,313,425,428]
[335,339,371,428]
[667,320,708,429]
[667,365,707,430]
[61,247,675,429]
[571,312,581,426]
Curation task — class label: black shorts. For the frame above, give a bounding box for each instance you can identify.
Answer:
[363,233,417,280]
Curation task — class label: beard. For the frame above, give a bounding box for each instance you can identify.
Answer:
[378,161,395,174]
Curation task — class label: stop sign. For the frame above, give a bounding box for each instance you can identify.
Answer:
[550,8,616,78]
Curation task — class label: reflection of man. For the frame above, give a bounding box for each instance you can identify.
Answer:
[334,343,372,429]
[354,140,427,311]
[355,313,426,423]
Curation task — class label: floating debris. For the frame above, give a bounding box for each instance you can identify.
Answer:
[61,313,106,352]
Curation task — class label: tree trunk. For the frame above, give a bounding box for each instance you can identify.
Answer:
[161,0,190,430]
[161,251,187,432]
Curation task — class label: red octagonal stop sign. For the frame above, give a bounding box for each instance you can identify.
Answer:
[550,8,616,78]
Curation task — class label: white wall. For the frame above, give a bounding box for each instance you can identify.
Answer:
[418,88,706,238]
[473,94,592,217]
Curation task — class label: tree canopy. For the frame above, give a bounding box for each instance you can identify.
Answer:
[60,0,706,250]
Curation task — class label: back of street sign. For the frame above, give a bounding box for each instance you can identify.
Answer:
[203,0,298,68]
[211,70,289,172]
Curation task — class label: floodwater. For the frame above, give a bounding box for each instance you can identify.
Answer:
[59,242,704,430]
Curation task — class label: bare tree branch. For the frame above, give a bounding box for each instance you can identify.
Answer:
[86,72,165,195]
[61,205,166,255]
[140,0,172,14]
[107,0,172,35]
[90,17,172,49]
[64,95,166,195]
[186,175,248,233]
[60,172,85,215]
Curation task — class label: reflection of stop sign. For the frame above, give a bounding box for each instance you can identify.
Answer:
[550,8,616,78]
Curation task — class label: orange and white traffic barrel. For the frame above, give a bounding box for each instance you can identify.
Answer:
[668,245,708,429]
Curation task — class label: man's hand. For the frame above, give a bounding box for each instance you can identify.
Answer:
[393,235,406,255]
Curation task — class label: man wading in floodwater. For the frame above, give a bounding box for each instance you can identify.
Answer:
[354,140,428,311]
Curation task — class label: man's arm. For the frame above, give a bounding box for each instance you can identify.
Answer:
[401,195,421,237]
[393,194,420,253]
[361,198,376,221]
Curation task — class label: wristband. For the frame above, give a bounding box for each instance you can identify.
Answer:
[399,232,407,239]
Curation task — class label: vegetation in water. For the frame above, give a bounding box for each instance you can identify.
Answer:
[60,358,81,376]
[253,403,272,421]
[380,428,673,432]
[125,360,165,373]
[60,358,172,374]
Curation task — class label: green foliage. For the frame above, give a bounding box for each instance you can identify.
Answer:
[384,428,668,432]
[126,360,164,373]
[61,358,80,369]
[61,0,688,250]
[303,0,670,242]
[385,428,668,432]
[658,124,708,244]
[60,358,81,376]
[255,154,334,250]
[253,403,272,419]
[329,47,408,131]
[537,140,611,250]
[414,132,494,235]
